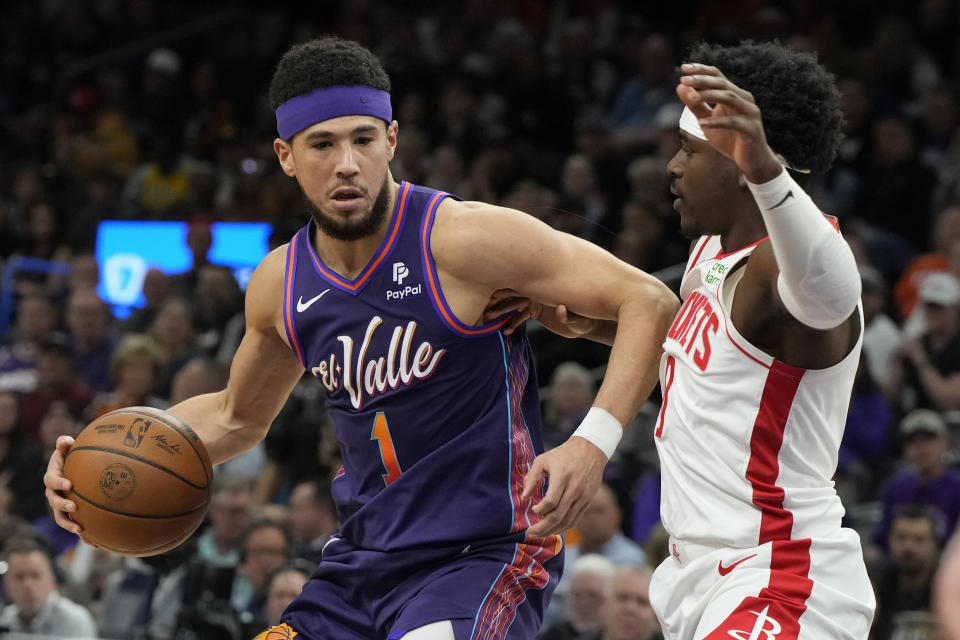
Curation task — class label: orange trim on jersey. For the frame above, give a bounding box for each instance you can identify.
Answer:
[421,192,511,336]
[284,235,306,367]
[307,181,412,291]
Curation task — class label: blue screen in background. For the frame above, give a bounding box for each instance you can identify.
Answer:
[96,220,272,319]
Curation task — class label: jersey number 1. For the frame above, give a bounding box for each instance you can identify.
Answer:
[371,411,402,486]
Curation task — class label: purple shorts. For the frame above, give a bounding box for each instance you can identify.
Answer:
[281,533,563,639]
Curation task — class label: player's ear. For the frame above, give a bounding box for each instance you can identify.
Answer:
[274,138,297,177]
[386,121,398,161]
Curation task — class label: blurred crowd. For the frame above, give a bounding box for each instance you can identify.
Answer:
[1,1,960,638]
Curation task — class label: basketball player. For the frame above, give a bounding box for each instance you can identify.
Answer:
[497,42,877,638]
[43,37,679,639]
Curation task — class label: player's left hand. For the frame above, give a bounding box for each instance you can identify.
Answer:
[677,62,783,184]
[522,436,607,537]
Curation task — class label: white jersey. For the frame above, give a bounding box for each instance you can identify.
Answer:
[656,234,862,548]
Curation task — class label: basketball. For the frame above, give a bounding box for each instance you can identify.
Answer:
[62,406,212,557]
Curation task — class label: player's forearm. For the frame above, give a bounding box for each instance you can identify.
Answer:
[167,391,268,465]
[593,286,678,426]
[748,169,861,330]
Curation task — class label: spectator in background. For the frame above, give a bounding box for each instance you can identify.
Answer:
[13,200,71,267]
[548,483,645,626]
[231,520,292,631]
[855,114,937,255]
[197,475,254,568]
[543,362,596,450]
[19,333,91,447]
[286,478,337,565]
[0,391,45,521]
[0,535,97,638]
[539,554,615,640]
[872,506,941,640]
[885,272,960,412]
[170,214,214,295]
[0,294,57,393]
[586,565,661,640]
[607,33,678,153]
[872,409,960,559]
[893,203,960,322]
[860,265,902,384]
[837,354,892,508]
[264,560,313,628]
[65,288,117,393]
[192,263,243,354]
[121,267,172,334]
[87,333,167,420]
[148,296,198,397]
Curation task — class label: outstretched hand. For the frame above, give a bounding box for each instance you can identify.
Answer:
[677,62,783,184]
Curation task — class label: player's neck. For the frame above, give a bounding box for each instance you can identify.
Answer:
[719,207,767,254]
[313,181,400,280]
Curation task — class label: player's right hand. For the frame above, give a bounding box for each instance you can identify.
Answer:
[43,435,82,534]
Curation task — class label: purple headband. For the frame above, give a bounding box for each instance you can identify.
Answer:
[275,85,392,140]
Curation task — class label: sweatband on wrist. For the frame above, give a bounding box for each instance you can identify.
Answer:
[275,85,392,141]
[571,407,623,460]
[747,170,861,330]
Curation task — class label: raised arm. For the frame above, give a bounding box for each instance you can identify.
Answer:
[678,63,860,328]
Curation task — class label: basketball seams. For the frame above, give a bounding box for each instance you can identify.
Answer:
[69,487,208,519]
[69,445,209,490]
[100,407,212,487]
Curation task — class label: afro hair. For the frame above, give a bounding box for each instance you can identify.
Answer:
[687,40,845,177]
[269,36,391,111]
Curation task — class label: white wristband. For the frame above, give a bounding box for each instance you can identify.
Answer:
[571,407,623,460]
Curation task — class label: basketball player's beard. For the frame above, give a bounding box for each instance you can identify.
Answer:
[309,174,392,241]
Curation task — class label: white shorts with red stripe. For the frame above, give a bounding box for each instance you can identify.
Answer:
[649,528,875,640]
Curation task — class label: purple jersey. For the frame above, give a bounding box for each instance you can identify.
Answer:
[282,182,549,552]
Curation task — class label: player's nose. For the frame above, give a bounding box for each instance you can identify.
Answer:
[334,143,360,176]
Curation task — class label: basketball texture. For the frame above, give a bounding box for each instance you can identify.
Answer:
[63,406,212,556]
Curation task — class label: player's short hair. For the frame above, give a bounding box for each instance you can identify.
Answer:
[686,40,844,179]
[269,36,391,111]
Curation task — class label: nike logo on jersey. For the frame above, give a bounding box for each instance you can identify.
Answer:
[718,553,757,576]
[771,190,794,209]
[297,289,330,312]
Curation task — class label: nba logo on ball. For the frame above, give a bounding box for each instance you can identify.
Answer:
[123,418,150,448]
[98,463,137,501]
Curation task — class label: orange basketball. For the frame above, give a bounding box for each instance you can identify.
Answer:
[62,406,212,556]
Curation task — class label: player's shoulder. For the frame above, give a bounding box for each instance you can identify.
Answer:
[250,244,289,288]
[245,244,290,325]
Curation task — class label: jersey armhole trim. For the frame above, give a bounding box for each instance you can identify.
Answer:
[283,232,307,368]
[420,194,511,337]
